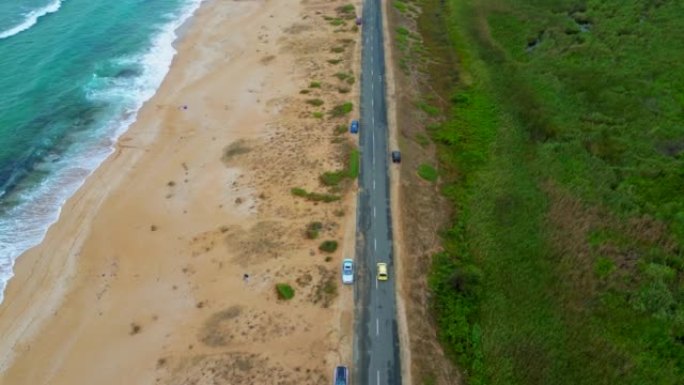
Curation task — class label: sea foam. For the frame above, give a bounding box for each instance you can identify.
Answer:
[0,0,64,40]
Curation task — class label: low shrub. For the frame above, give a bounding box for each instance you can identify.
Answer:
[291,187,307,197]
[291,187,341,202]
[337,4,355,14]
[330,102,353,117]
[276,283,295,300]
[306,98,324,106]
[306,222,324,239]
[417,163,438,182]
[319,240,339,253]
[321,171,347,186]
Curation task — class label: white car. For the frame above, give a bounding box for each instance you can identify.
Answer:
[342,258,354,284]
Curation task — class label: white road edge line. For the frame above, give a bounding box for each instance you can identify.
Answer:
[374,238,377,251]
[375,279,378,289]
[376,318,379,336]
[377,370,380,385]
[373,207,376,217]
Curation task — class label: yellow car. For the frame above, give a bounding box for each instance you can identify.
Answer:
[377,263,388,281]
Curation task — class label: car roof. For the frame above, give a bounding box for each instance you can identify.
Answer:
[343,258,353,263]
[335,366,348,377]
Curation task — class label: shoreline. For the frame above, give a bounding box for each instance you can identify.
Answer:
[0,0,205,304]
[0,0,360,383]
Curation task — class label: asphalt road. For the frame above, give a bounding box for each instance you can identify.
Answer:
[352,0,402,384]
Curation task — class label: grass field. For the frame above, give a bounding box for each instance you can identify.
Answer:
[419,0,684,384]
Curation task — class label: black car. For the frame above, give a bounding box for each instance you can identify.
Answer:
[391,151,401,163]
[334,366,349,385]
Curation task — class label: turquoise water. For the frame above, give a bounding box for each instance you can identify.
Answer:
[0,0,202,301]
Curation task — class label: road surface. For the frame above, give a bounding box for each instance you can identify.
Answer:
[353,0,402,384]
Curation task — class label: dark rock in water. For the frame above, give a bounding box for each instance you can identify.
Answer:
[115,68,140,78]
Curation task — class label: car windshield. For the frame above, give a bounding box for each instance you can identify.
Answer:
[344,263,352,272]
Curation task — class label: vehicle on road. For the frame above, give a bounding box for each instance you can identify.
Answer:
[342,258,354,284]
[334,365,349,385]
[377,262,388,281]
[391,151,401,163]
[355,17,362,26]
[350,119,359,134]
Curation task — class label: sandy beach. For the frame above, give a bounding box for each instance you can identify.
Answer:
[0,0,363,383]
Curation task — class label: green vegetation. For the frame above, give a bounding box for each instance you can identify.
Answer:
[299,89,310,94]
[330,18,345,26]
[290,187,340,202]
[320,146,360,186]
[337,4,355,14]
[328,59,343,65]
[417,163,438,182]
[415,133,430,147]
[334,72,351,81]
[415,0,684,384]
[319,240,339,253]
[348,148,360,178]
[309,81,321,88]
[275,283,295,300]
[338,87,351,94]
[396,26,410,50]
[306,98,324,107]
[330,102,353,117]
[417,100,439,117]
[330,46,345,53]
[312,111,323,119]
[313,271,339,307]
[306,221,323,239]
[320,171,347,186]
[393,0,407,13]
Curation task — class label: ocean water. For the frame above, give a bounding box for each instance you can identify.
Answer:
[0,0,203,302]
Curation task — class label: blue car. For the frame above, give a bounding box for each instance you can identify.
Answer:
[334,366,349,385]
[350,120,359,134]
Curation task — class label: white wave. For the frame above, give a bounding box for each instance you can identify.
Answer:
[0,0,64,40]
[0,0,205,303]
